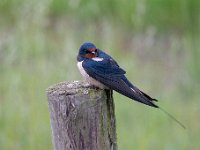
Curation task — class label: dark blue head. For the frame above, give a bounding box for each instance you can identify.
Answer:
[77,42,98,61]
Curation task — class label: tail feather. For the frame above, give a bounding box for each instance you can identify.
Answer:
[140,90,158,102]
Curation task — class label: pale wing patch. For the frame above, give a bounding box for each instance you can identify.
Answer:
[131,87,136,93]
[92,57,104,62]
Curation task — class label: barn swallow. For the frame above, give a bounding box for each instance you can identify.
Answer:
[77,42,158,108]
[77,42,185,128]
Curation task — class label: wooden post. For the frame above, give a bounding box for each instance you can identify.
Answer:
[46,81,117,150]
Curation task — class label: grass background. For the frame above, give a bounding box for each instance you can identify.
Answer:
[0,0,200,149]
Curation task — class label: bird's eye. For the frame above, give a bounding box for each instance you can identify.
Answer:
[86,50,90,53]
[86,49,97,54]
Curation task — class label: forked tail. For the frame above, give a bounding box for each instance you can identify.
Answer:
[158,106,186,129]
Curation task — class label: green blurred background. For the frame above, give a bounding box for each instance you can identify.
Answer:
[0,0,200,149]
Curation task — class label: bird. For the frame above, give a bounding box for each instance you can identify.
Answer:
[77,42,185,128]
[77,42,158,108]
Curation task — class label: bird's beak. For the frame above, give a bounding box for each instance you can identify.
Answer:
[88,48,97,57]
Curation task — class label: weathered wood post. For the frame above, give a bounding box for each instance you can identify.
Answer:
[46,81,117,150]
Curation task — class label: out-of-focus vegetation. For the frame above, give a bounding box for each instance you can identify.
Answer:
[0,0,200,149]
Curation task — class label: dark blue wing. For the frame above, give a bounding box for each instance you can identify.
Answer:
[82,58,158,108]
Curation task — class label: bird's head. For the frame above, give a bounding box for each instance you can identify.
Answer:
[77,42,98,62]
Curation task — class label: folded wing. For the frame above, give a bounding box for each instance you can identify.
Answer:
[83,58,158,108]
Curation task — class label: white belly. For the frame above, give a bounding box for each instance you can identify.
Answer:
[77,61,106,89]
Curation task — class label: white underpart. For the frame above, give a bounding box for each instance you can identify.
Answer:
[77,61,106,89]
[92,57,104,62]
